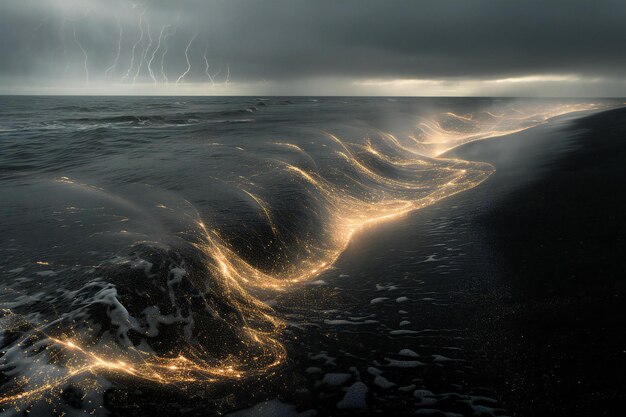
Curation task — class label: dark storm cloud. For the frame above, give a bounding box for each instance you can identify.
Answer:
[1,0,625,94]
[206,0,626,81]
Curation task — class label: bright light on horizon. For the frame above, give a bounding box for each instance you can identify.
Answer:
[1,74,623,97]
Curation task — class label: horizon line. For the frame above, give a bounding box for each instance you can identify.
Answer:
[1,94,625,99]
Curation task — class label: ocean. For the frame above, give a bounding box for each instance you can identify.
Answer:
[0,96,619,416]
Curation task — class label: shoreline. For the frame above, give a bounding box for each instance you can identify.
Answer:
[271,107,626,416]
[2,102,623,416]
[442,107,626,416]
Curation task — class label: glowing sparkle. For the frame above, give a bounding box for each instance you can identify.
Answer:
[0,102,608,410]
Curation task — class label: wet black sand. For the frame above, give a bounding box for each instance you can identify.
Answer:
[264,107,626,417]
[452,107,626,416]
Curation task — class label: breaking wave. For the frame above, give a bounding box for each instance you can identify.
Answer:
[0,98,608,414]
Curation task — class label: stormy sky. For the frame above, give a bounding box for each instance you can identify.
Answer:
[1,0,625,96]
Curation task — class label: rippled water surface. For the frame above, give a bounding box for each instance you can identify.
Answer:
[0,96,616,415]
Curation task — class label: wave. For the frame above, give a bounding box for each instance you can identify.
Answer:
[0,101,609,413]
[60,114,203,127]
[219,107,257,116]
[0,105,262,135]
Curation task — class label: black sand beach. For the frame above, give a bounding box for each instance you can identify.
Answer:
[261,107,626,417]
[450,107,626,416]
[2,100,624,417]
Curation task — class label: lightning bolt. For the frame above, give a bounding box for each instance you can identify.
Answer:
[147,24,170,84]
[134,13,153,83]
[105,17,123,79]
[68,12,90,84]
[211,63,230,86]
[123,7,145,82]
[176,31,198,84]
[160,23,178,85]
[212,65,222,82]
[203,42,214,86]
[72,24,89,83]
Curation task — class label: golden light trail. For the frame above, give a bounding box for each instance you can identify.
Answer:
[242,189,280,236]
[0,102,609,411]
[408,102,603,156]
